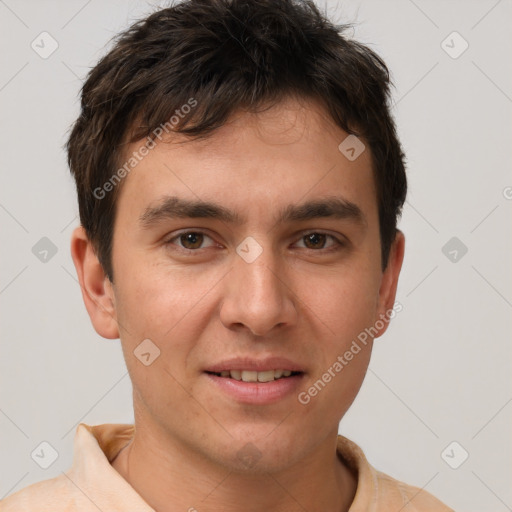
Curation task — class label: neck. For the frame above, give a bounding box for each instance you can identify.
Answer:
[111,423,357,512]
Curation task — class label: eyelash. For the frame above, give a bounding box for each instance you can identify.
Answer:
[164,230,345,254]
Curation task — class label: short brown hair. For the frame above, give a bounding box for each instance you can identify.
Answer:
[66,0,407,281]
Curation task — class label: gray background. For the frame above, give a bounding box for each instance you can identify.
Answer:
[1,1,511,510]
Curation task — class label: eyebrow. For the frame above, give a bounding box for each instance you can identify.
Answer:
[139,195,366,228]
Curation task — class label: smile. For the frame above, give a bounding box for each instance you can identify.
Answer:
[206,369,302,382]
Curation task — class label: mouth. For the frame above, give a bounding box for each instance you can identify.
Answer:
[203,357,306,404]
[205,369,303,383]
[204,366,305,405]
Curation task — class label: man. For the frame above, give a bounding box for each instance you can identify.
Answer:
[1,0,454,510]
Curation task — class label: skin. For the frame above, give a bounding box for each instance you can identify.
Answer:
[71,96,405,512]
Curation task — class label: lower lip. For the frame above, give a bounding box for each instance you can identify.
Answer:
[205,373,304,405]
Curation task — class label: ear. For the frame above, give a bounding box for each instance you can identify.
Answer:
[70,226,119,339]
[373,230,405,339]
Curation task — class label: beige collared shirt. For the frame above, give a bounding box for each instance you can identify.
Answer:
[1,423,455,511]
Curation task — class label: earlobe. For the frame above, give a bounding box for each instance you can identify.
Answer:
[70,226,119,339]
[374,230,405,339]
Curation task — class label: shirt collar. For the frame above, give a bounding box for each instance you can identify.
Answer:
[66,423,154,511]
[68,422,377,511]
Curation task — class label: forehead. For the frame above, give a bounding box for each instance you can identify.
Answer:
[115,97,377,223]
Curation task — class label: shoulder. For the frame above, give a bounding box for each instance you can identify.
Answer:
[0,474,84,511]
[336,435,455,511]
[374,469,455,511]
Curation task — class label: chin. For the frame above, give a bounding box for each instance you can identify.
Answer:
[211,433,303,475]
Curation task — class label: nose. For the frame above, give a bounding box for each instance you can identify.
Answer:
[219,244,298,337]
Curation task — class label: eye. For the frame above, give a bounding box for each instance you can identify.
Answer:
[164,230,344,253]
[294,232,343,251]
[166,231,216,251]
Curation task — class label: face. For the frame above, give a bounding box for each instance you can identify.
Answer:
[75,96,403,473]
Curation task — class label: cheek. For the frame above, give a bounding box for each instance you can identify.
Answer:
[293,264,380,414]
[297,277,376,424]
[112,269,203,409]
[112,261,227,400]
[114,257,222,337]
[301,265,380,344]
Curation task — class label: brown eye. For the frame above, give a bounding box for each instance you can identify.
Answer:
[303,233,327,249]
[179,232,204,249]
[295,232,343,252]
[165,230,217,253]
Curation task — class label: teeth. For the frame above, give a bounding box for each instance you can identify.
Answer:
[230,370,242,380]
[215,369,297,382]
[241,370,258,382]
[257,370,275,383]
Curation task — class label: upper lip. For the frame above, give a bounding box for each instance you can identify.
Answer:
[204,357,305,373]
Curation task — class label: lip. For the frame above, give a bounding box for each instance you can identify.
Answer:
[204,356,306,405]
[205,372,305,405]
[204,356,305,373]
